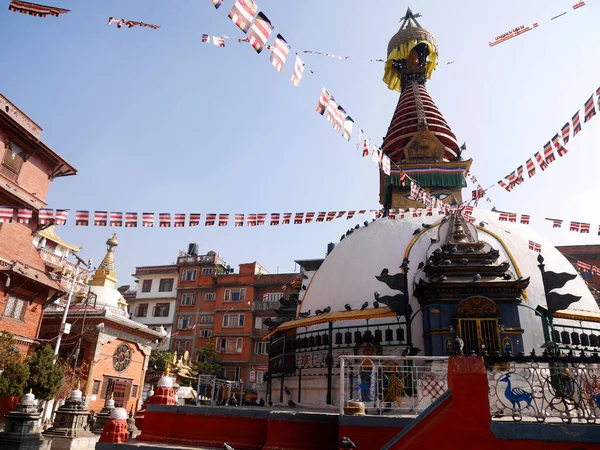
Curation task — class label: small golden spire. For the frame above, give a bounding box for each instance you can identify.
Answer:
[29,388,33,394]
[110,392,114,399]
[76,381,80,390]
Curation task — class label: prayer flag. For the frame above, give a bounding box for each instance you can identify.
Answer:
[561,122,571,144]
[570,221,580,232]
[578,261,591,272]
[356,128,363,150]
[142,213,154,227]
[382,155,391,176]
[551,133,568,157]
[257,213,266,225]
[342,116,354,141]
[362,139,369,157]
[0,206,13,223]
[580,223,590,234]
[516,166,524,184]
[572,110,582,136]
[334,105,346,133]
[316,88,330,115]
[584,94,596,122]
[189,213,201,227]
[543,141,555,164]
[316,212,326,223]
[218,214,229,226]
[9,1,70,18]
[235,214,244,227]
[55,209,68,225]
[173,214,185,227]
[205,214,216,226]
[526,159,536,178]
[573,1,585,9]
[346,211,356,220]
[326,97,339,128]
[126,212,138,227]
[499,213,509,222]
[109,212,123,227]
[17,208,33,224]
[213,36,225,47]
[270,34,289,72]
[520,214,530,225]
[202,34,210,43]
[76,211,89,226]
[326,212,336,222]
[270,213,280,226]
[159,213,171,227]
[305,212,315,223]
[291,55,305,87]
[593,265,600,276]
[294,213,304,224]
[94,211,107,227]
[508,213,517,223]
[212,0,224,9]
[228,0,257,33]
[247,214,257,226]
[282,213,291,225]
[248,12,273,54]
[534,152,547,171]
[336,211,346,219]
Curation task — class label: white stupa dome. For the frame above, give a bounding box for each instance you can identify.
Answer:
[110,407,128,420]
[300,209,599,352]
[106,397,115,407]
[88,286,128,313]
[22,391,36,405]
[70,387,83,400]
[157,375,173,388]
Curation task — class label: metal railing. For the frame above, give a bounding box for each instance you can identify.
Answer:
[339,355,449,416]
[252,300,280,311]
[196,375,244,406]
[487,353,600,423]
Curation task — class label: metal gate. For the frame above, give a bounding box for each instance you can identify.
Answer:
[458,318,500,354]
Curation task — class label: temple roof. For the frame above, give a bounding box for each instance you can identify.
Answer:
[36,226,81,252]
[382,80,460,163]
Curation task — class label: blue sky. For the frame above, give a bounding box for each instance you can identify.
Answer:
[1,0,599,285]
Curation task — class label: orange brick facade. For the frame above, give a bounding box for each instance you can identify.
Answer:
[173,253,298,393]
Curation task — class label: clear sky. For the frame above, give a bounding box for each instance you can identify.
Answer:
[1,0,599,286]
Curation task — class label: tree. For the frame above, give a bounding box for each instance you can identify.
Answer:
[27,345,65,400]
[0,333,29,398]
[193,344,223,377]
[148,349,173,373]
[56,361,90,400]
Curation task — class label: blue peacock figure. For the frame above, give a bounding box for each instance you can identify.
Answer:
[499,373,533,409]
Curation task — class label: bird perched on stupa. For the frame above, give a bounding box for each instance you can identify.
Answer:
[345,304,352,311]
[340,436,358,449]
[299,310,311,318]
[361,302,369,311]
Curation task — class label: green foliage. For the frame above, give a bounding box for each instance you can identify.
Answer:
[27,345,65,400]
[193,344,223,377]
[0,333,30,398]
[149,349,174,372]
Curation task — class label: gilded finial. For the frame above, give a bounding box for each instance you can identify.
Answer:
[29,388,32,394]
[76,381,80,390]
[110,392,114,400]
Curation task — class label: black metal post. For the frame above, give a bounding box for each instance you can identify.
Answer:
[326,321,334,405]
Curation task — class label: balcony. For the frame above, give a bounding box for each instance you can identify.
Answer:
[177,254,227,267]
[252,300,281,311]
[50,273,89,294]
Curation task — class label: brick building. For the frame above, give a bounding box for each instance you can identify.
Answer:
[0,93,77,354]
[556,245,600,304]
[173,246,298,393]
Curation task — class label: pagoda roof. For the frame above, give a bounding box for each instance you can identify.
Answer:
[36,226,81,252]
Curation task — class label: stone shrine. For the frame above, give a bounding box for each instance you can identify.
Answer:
[0,391,50,450]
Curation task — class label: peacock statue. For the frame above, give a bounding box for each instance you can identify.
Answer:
[499,373,533,409]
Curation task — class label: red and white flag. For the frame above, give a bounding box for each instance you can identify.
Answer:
[189,214,201,227]
[126,212,138,227]
[362,138,370,157]
[497,180,511,192]
[9,0,70,18]
[572,110,582,136]
[282,213,291,225]
[213,36,225,47]
[326,212,337,222]
[580,223,590,234]
[109,212,123,227]
[570,221,581,232]
[336,211,346,219]
[228,0,257,33]
[248,12,273,53]
[561,122,571,144]
[316,88,331,115]
[543,141,555,164]
[0,206,13,223]
[528,240,542,253]
[526,158,536,178]
[294,213,304,224]
[381,155,391,176]
[218,214,229,226]
[578,261,591,272]
[54,209,68,225]
[546,218,563,228]
[257,213,267,225]
[551,133,568,157]
[270,213,280,226]
[270,34,289,72]
[520,214,530,225]
[17,208,33,224]
[325,97,338,127]
[142,213,154,227]
[346,211,356,220]
[202,34,210,43]
[584,94,596,122]
[247,214,257,226]
[93,211,107,227]
[342,116,354,141]
[235,214,244,227]
[508,213,517,223]
[291,54,305,87]
[159,213,171,227]
[205,214,216,226]
[305,212,315,223]
[75,210,89,226]
[499,213,509,222]
[316,212,326,223]
[174,214,185,227]
[534,152,548,171]
[573,1,586,9]
[592,265,600,276]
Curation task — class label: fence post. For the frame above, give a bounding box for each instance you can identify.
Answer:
[339,357,345,415]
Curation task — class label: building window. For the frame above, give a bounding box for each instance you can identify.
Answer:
[254,317,271,330]
[204,293,216,301]
[159,278,174,292]
[201,315,214,324]
[224,288,246,302]
[135,303,148,317]
[92,380,101,395]
[181,293,195,306]
[263,292,283,302]
[218,338,243,354]
[141,280,152,293]
[254,342,268,355]
[1,142,25,179]
[224,367,242,381]
[201,268,213,275]
[132,385,139,398]
[182,269,197,281]
[177,316,194,329]
[200,329,212,338]
[153,303,170,317]
[223,313,245,328]
[3,295,27,320]
[256,371,265,384]
[174,340,191,354]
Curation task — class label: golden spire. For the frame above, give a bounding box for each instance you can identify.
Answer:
[91,232,119,288]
